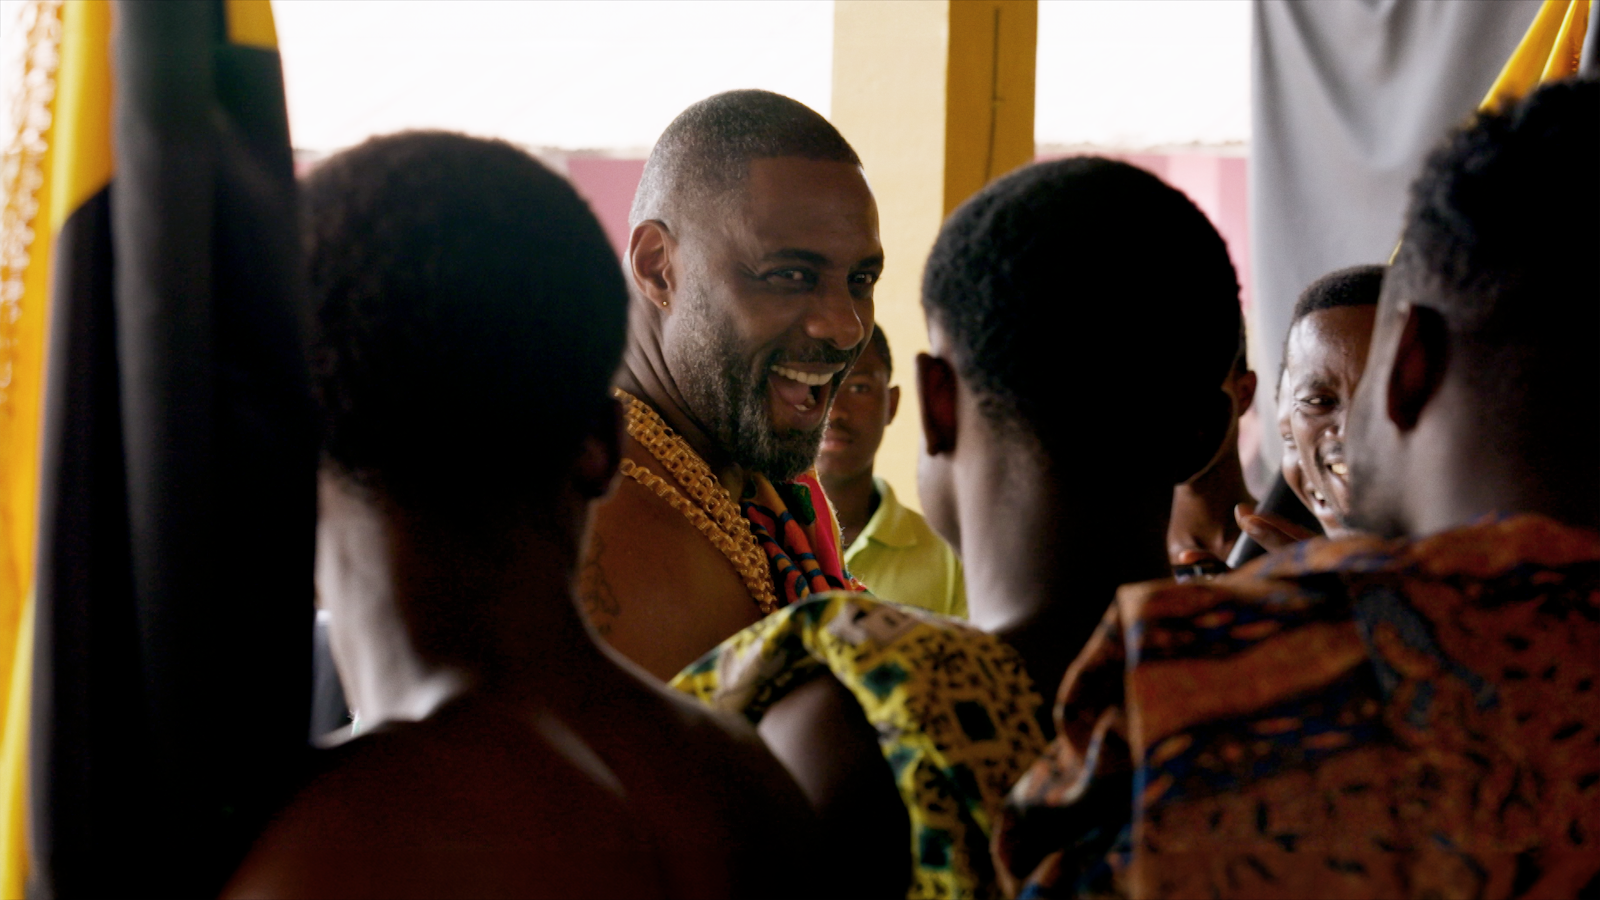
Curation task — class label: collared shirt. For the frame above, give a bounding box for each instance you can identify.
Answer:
[846,477,967,618]
[995,514,1600,900]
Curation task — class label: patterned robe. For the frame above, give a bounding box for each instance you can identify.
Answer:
[674,593,1048,899]
[996,514,1600,900]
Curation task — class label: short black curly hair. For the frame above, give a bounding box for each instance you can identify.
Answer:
[922,157,1240,457]
[1292,264,1384,324]
[303,131,627,515]
[629,89,860,229]
[1392,76,1597,370]
[1388,76,1598,464]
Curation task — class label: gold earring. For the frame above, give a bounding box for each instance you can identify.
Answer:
[659,299,669,308]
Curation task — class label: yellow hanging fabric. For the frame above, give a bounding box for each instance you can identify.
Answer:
[1480,0,1591,112]
[0,1,114,894]
[1393,0,1589,263]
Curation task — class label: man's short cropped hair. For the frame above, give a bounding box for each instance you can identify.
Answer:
[922,157,1240,456]
[1277,264,1384,389]
[303,131,627,514]
[1393,76,1597,379]
[1292,265,1384,326]
[629,89,860,228]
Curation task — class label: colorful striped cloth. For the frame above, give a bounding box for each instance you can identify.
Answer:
[743,470,865,607]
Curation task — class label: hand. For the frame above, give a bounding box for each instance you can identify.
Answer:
[1234,501,1316,553]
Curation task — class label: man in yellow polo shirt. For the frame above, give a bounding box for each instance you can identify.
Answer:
[817,328,966,617]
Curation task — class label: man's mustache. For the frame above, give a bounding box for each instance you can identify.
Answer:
[766,343,858,368]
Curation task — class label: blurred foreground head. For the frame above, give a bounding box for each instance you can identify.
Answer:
[302,132,627,699]
[304,130,627,525]
[1347,77,1600,538]
[917,157,1241,555]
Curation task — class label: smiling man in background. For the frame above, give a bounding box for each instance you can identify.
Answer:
[817,327,966,617]
[583,90,880,680]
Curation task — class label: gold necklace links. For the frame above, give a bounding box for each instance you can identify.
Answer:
[614,390,778,614]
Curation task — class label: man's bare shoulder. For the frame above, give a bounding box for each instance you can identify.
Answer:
[224,704,665,900]
[584,473,763,679]
[570,654,822,898]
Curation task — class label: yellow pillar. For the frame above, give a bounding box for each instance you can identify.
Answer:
[832,0,1037,511]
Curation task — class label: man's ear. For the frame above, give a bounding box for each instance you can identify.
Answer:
[1234,369,1258,417]
[574,398,622,499]
[1174,389,1237,484]
[628,220,675,309]
[915,354,958,456]
[886,384,901,426]
[1386,304,1448,433]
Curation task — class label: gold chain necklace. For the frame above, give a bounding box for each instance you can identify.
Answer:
[614,389,779,614]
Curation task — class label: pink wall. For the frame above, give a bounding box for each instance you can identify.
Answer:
[566,158,647,258]
[565,152,1250,315]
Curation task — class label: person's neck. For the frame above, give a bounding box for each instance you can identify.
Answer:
[618,302,747,497]
[821,466,879,549]
[1169,437,1252,554]
[1408,402,1600,537]
[960,458,1171,735]
[354,512,609,727]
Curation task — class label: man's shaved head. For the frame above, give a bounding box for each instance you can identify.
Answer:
[629,89,861,230]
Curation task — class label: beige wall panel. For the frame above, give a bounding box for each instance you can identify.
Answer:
[831,0,1036,511]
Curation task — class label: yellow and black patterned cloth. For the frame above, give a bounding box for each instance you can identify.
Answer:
[672,593,1047,899]
[996,514,1600,900]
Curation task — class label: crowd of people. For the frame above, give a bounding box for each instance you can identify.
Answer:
[224,75,1597,899]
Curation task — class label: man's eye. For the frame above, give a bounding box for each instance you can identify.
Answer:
[766,269,813,284]
[850,271,880,286]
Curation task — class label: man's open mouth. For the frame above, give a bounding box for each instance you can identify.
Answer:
[768,363,842,414]
[1310,448,1349,512]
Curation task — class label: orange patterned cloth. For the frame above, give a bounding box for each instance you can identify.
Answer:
[996,514,1600,899]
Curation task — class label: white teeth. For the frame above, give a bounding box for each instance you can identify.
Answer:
[770,364,834,386]
[1330,462,1348,476]
[1311,489,1326,503]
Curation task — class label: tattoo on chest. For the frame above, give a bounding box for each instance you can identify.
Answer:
[578,533,621,635]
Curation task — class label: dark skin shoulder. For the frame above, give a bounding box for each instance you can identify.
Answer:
[551,649,825,899]
[581,437,763,680]
[223,704,667,900]
[757,672,909,898]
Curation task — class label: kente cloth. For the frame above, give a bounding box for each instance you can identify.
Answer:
[995,514,1600,900]
[743,469,865,607]
[672,593,1048,900]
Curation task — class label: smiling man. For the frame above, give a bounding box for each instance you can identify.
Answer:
[584,90,881,679]
[1236,265,1383,552]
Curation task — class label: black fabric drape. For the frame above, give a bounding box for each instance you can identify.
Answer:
[30,2,314,895]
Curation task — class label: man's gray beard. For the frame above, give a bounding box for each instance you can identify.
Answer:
[674,301,829,483]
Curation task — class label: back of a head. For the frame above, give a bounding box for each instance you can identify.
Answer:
[922,157,1241,486]
[303,131,627,517]
[1392,76,1598,475]
[629,89,860,228]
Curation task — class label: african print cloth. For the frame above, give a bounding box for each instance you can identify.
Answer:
[995,514,1600,900]
[743,470,865,607]
[672,593,1047,899]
